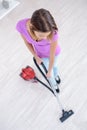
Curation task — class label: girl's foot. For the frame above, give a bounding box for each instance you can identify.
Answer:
[55,75,61,84]
[54,85,60,93]
[56,88,60,93]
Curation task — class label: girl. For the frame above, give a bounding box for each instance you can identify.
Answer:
[16,8,61,92]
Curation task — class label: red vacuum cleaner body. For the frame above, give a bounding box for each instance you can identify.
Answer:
[20,66,35,80]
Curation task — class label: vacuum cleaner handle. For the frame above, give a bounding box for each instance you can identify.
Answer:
[41,62,48,74]
[33,57,51,86]
[33,57,54,95]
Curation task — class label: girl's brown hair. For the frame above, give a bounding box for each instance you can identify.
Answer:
[30,8,58,40]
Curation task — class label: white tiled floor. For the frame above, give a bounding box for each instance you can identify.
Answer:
[0,0,87,130]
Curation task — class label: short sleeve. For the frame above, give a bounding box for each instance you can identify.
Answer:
[52,31,59,42]
[16,20,23,34]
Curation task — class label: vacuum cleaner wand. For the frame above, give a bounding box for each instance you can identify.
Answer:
[33,57,74,122]
[49,81,74,122]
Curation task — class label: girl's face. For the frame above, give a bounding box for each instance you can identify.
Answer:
[34,31,51,40]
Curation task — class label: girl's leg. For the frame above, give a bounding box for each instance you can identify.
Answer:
[53,55,61,84]
[42,57,57,89]
[53,55,59,78]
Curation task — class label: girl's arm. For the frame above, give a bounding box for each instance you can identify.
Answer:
[47,40,58,77]
[21,35,42,64]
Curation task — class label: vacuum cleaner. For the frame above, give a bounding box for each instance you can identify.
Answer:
[20,65,54,95]
[20,57,74,122]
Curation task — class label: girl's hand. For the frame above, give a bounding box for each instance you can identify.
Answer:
[46,71,51,78]
[35,55,42,65]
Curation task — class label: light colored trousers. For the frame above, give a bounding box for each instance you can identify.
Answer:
[42,55,59,88]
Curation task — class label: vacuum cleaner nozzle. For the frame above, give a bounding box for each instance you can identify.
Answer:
[60,109,74,122]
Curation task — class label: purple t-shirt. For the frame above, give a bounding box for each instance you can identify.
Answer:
[16,18,61,58]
